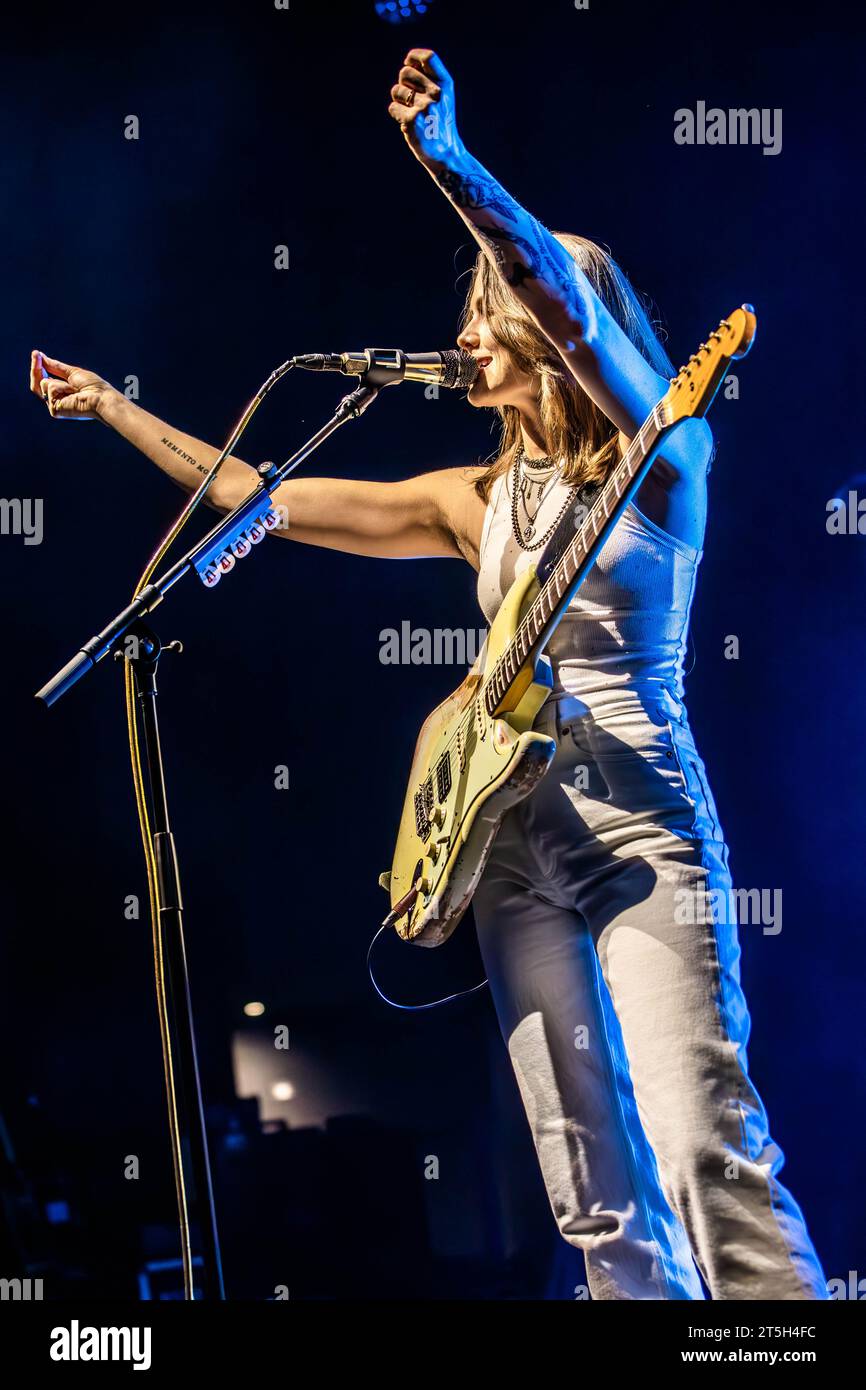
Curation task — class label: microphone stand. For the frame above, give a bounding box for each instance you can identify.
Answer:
[37,377,389,706]
[35,367,396,1299]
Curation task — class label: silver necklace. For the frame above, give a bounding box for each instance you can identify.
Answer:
[510,445,578,550]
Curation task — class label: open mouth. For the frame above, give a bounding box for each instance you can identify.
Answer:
[475,356,493,372]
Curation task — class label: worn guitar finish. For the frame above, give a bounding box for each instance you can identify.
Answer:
[379,307,757,947]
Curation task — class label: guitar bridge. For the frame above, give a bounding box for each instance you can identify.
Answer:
[413,776,434,841]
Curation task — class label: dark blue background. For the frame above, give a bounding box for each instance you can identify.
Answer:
[1,0,862,1299]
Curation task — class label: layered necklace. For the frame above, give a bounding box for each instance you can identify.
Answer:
[510,443,579,551]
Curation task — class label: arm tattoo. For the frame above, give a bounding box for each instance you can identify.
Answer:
[437,164,523,220]
[434,159,583,310]
[161,436,209,476]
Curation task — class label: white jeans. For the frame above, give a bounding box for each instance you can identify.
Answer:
[472,690,827,1300]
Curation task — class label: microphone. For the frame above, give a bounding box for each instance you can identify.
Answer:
[291,348,479,390]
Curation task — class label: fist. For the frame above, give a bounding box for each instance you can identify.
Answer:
[30,351,116,421]
[388,49,464,167]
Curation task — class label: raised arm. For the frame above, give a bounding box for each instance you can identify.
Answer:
[388,49,711,477]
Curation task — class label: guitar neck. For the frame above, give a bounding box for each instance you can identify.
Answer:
[483,404,670,714]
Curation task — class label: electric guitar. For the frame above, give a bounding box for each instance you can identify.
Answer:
[378,306,757,947]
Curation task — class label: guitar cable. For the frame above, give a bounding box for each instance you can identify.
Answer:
[366,924,489,1011]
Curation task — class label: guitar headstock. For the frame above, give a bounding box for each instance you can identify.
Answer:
[659,305,757,426]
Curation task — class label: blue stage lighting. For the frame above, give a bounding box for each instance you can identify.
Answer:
[375,0,431,24]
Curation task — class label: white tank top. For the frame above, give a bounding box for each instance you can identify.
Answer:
[476,464,703,709]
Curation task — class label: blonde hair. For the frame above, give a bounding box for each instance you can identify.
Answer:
[463,233,675,503]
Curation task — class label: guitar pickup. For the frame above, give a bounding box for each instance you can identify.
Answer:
[435,750,452,800]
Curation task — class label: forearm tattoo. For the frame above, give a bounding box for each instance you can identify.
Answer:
[435,160,582,308]
[161,436,209,476]
[437,164,523,220]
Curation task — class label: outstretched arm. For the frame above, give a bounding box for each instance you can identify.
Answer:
[29,351,483,561]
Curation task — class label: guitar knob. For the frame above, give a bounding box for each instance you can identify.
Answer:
[430,805,445,828]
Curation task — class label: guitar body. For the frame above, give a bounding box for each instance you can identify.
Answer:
[383,564,556,947]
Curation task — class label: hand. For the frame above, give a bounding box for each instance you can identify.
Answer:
[29,350,119,421]
[388,49,465,168]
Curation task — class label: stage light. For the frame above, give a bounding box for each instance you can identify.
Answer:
[233,1033,341,1127]
[374,0,431,24]
[243,1000,266,1017]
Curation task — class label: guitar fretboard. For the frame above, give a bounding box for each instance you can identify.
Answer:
[483,405,665,715]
